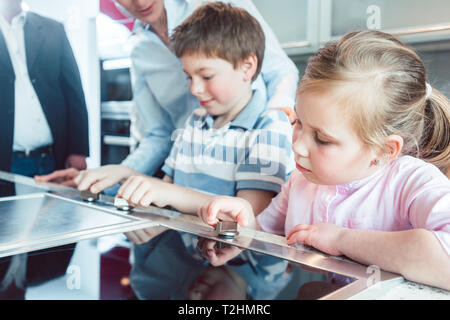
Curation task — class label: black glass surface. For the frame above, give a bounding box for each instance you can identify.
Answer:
[119,231,356,300]
[0,233,356,300]
[0,179,356,300]
[0,180,47,198]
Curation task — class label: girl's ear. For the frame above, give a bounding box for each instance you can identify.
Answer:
[241,54,258,82]
[383,134,404,162]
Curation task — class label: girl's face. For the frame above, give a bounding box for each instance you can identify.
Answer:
[181,53,253,122]
[116,0,164,25]
[292,91,379,185]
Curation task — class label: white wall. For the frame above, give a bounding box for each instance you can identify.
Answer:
[24,0,101,168]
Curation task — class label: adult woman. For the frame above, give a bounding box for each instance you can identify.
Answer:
[36,0,299,193]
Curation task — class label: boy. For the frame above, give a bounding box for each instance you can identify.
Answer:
[117,2,293,220]
[120,2,294,299]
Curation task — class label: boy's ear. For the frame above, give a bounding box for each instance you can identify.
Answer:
[382,134,404,162]
[241,54,258,82]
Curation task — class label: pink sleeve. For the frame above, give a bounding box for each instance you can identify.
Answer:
[256,173,294,236]
[406,167,450,257]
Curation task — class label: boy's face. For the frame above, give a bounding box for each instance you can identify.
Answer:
[181,53,253,120]
[292,91,379,185]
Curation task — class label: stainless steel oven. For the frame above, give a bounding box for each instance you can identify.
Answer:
[100,58,134,165]
[101,101,134,165]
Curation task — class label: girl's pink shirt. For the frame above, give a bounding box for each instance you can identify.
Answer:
[257,156,450,256]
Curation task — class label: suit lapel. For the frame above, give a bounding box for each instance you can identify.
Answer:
[0,29,14,73]
[0,25,15,172]
[24,12,44,73]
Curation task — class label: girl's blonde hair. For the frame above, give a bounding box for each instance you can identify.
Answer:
[299,30,450,174]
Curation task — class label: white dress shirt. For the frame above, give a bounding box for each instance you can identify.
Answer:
[0,11,53,154]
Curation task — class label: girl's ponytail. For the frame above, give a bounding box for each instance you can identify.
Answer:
[299,30,450,177]
[418,88,450,177]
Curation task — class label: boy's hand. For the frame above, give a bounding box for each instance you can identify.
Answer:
[286,222,345,256]
[197,196,256,228]
[75,165,136,193]
[117,175,172,208]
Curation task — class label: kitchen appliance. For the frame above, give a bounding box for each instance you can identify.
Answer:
[100,58,134,165]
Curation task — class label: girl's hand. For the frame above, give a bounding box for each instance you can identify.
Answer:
[117,175,171,208]
[197,237,244,267]
[286,222,345,256]
[197,196,256,228]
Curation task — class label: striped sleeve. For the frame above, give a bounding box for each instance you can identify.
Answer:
[161,140,178,179]
[161,110,200,178]
[235,109,293,193]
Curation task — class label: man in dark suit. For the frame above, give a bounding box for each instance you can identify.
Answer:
[0,0,89,299]
[0,0,89,174]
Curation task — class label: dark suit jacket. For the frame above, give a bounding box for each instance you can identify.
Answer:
[0,12,89,171]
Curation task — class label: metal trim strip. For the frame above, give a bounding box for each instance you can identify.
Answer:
[0,171,403,299]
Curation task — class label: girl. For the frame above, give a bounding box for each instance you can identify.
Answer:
[197,30,450,291]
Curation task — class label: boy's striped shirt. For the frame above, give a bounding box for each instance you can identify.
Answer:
[162,90,294,196]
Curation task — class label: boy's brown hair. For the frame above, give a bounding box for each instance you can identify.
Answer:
[171,1,265,81]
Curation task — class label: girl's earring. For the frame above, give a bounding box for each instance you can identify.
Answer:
[370,159,380,167]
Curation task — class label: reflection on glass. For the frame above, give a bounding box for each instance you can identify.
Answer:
[0,231,357,300]
[0,180,45,198]
[0,244,76,300]
[0,179,356,300]
[129,230,356,300]
[0,194,132,248]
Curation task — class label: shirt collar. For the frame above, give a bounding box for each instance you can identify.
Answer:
[337,160,392,192]
[11,10,26,26]
[0,15,7,30]
[17,10,26,22]
[0,11,25,29]
[202,89,267,130]
[230,88,266,130]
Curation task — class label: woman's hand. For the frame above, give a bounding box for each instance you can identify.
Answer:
[197,196,256,229]
[117,175,172,208]
[286,222,345,256]
[34,168,80,187]
[276,106,297,124]
[74,165,137,193]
